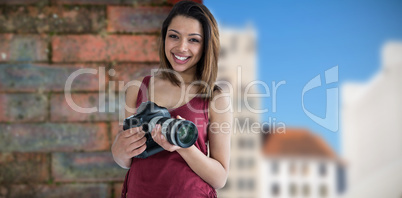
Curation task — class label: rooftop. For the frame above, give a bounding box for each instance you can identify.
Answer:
[262,128,337,159]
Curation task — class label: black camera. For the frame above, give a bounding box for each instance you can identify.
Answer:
[123,101,198,158]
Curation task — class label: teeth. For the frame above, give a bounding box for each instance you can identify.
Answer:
[174,54,189,61]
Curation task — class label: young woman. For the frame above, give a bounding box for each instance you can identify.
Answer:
[111,1,232,197]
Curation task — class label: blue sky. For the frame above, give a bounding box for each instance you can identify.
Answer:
[205,0,402,154]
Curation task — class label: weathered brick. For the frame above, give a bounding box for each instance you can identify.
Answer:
[1,183,110,198]
[52,0,119,4]
[52,152,126,182]
[0,152,49,184]
[50,6,106,33]
[120,0,202,5]
[167,0,202,4]
[107,6,170,33]
[0,6,105,33]
[0,184,42,198]
[0,94,47,122]
[111,121,121,136]
[113,183,124,198]
[0,34,48,62]
[0,6,45,33]
[121,0,167,5]
[0,64,102,92]
[0,123,109,152]
[0,0,48,5]
[111,121,122,141]
[51,93,120,122]
[42,183,111,198]
[112,63,158,91]
[52,35,159,62]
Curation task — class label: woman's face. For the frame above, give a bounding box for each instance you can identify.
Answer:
[164,15,204,75]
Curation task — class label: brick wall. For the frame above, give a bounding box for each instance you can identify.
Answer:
[0,0,201,197]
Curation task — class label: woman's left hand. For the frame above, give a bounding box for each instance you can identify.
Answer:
[151,115,185,152]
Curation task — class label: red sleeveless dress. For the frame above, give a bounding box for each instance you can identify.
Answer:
[121,76,217,198]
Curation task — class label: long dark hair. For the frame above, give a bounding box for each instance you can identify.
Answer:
[158,1,220,100]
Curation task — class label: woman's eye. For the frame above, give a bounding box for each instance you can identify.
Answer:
[190,38,199,42]
[169,35,178,39]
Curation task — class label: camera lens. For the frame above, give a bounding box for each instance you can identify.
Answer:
[172,120,198,148]
[151,117,198,148]
[178,124,196,145]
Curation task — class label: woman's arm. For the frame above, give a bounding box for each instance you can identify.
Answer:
[111,77,147,169]
[152,91,232,189]
[179,91,232,189]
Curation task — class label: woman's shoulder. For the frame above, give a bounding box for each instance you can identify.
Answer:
[152,75,170,85]
[125,76,147,94]
[208,86,231,115]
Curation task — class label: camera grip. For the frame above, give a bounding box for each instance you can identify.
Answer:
[134,146,165,159]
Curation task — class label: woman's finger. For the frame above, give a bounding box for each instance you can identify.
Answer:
[151,125,157,140]
[176,115,186,120]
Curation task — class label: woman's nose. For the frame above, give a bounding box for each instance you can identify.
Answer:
[178,39,188,52]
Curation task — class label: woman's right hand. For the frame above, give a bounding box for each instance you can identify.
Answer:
[111,126,147,169]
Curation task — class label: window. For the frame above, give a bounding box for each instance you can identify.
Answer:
[237,178,255,191]
[237,158,245,169]
[302,162,309,176]
[271,161,279,174]
[271,183,280,196]
[247,179,255,190]
[238,138,254,149]
[319,184,328,197]
[289,183,297,196]
[319,162,327,177]
[289,161,296,175]
[237,158,255,169]
[302,184,310,196]
[237,179,245,190]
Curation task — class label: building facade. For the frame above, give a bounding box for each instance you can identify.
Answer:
[215,26,263,198]
[261,128,343,198]
[341,42,402,198]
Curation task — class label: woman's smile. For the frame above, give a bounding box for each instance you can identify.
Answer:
[172,53,191,64]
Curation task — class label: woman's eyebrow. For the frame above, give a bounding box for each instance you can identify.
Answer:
[189,33,203,38]
[168,29,203,38]
[168,29,180,34]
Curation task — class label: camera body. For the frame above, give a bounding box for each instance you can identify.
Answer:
[123,101,198,158]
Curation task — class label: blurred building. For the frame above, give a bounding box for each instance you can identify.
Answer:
[261,128,345,198]
[215,26,263,197]
[341,41,402,198]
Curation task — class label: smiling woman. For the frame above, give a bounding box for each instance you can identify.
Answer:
[111,1,232,198]
[158,1,220,98]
